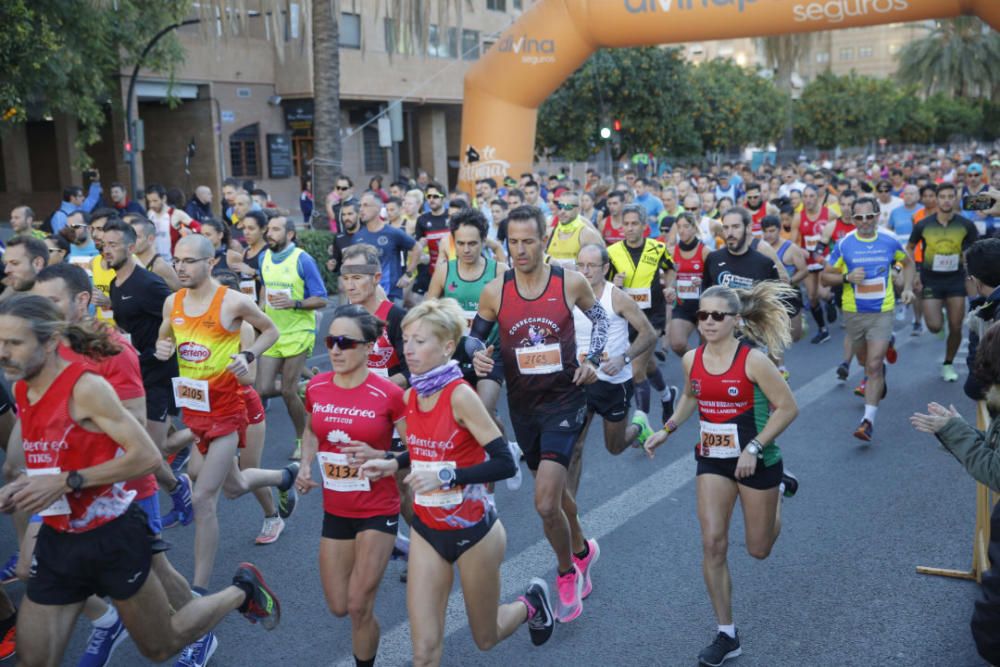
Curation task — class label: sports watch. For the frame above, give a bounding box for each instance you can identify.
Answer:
[745,439,764,458]
[437,466,456,489]
[66,470,84,492]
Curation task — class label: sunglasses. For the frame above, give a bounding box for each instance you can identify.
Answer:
[877,188,891,193]
[696,310,736,322]
[852,213,877,221]
[556,203,578,211]
[68,223,87,229]
[336,185,350,191]
[325,335,365,350]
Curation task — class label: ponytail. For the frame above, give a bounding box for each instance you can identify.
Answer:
[701,282,797,355]
[64,319,122,359]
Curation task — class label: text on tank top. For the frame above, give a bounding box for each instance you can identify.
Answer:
[405,379,489,530]
[798,207,830,253]
[573,282,630,384]
[170,285,244,415]
[16,363,135,533]
[690,343,772,461]
[497,266,581,414]
[368,300,401,377]
[672,242,704,304]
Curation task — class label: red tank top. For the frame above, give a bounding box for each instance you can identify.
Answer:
[831,219,854,244]
[798,207,830,252]
[59,332,156,500]
[368,300,401,376]
[16,363,135,533]
[405,379,489,531]
[690,343,768,458]
[750,205,767,237]
[672,243,705,306]
[602,216,626,244]
[497,266,582,415]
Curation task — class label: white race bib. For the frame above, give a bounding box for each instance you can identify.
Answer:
[239,280,257,298]
[804,235,821,252]
[855,277,886,300]
[316,451,371,492]
[412,461,463,507]
[698,421,741,459]
[932,253,959,272]
[171,377,211,412]
[625,287,652,309]
[676,277,701,300]
[27,468,71,516]
[515,343,563,375]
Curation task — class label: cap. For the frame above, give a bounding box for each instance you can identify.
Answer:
[968,162,983,175]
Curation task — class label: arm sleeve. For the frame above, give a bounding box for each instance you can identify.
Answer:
[936,417,1000,491]
[453,437,516,486]
[582,302,609,360]
[82,182,102,213]
[298,254,329,298]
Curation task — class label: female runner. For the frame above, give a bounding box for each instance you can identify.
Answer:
[644,282,799,667]
[665,212,710,358]
[362,298,553,667]
[295,304,406,667]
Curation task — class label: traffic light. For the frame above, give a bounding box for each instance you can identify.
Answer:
[613,119,622,132]
[600,126,612,140]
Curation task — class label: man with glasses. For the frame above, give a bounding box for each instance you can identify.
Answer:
[325,175,355,232]
[682,193,721,249]
[907,183,979,383]
[48,173,103,234]
[546,191,604,270]
[65,210,99,263]
[44,234,70,266]
[155,234,299,591]
[412,182,451,298]
[823,196,914,441]
[961,163,998,238]
[875,180,903,229]
[744,183,772,238]
[256,216,329,460]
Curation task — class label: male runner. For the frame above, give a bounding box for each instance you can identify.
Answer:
[607,204,676,436]
[567,243,656,494]
[255,216,328,459]
[702,208,789,292]
[1,235,47,303]
[546,191,604,269]
[0,294,280,667]
[472,204,607,623]
[906,183,979,382]
[156,234,298,590]
[762,216,808,346]
[793,186,837,344]
[412,182,450,297]
[353,192,416,302]
[128,217,181,290]
[823,196,914,440]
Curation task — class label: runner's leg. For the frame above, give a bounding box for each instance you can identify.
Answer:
[457,521,528,650]
[346,530,396,661]
[535,460,575,572]
[921,297,944,333]
[738,484,782,559]
[278,353,309,439]
[566,411,595,497]
[944,295,966,364]
[240,420,277,516]
[15,598,84,667]
[254,355,282,399]
[190,433,240,589]
[697,474,739,626]
[669,319,695,357]
[407,530,454,667]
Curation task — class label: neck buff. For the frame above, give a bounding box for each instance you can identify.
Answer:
[410,359,462,397]
[270,242,297,263]
[678,237,700,252]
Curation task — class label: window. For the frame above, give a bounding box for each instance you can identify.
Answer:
[340,12,361,49]
[229,124,260,178]
[363,126,387,173]
[427,25,458,58]
[815,51,830,63]
[462,29,480,60]
[839,47,853,61]
[487,0,507,10]
[859,46,873,58]
[513,0,523,8]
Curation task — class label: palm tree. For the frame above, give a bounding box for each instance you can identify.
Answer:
[311,0,342,228]
[759,33,812,92]
[897,17,1000,99]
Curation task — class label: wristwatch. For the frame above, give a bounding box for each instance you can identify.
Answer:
[241,350,256,364]
[437,466,456,489]
[66,470,84,493]
[745,439,764,458]
[383,451,396,460]
[623,353,632,365]
[585,352,602,368]
[294,300,303,310]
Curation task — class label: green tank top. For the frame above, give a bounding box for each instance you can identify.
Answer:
[443,258,498,346]
[261,247,317,336]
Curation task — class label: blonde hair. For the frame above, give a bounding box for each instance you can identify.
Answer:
[405,189,425,207]
[701,282,797,355]
[401,298,465,346]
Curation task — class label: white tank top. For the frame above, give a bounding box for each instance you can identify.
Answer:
[574,281,631,384]
[148,208,173,259]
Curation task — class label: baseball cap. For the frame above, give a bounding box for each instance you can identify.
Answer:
[968,162,984,175]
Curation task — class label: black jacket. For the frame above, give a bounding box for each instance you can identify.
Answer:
[973,501,1000,664]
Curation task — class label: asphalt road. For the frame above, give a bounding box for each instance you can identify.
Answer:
[0,306,990,667]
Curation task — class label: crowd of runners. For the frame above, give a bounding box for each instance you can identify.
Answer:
[1,149,1000,667]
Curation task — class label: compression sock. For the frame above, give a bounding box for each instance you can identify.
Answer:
[648,367,666,393]
[810,304,826,329]
[864,404,878,424]
[355,657,376,667]
[718,624,736,639]
[635,380,651,414]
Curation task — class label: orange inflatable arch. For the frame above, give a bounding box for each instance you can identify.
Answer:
[458,0,1000,192]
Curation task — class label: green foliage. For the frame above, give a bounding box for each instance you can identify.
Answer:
[922,94,983,142]
[687,60,787,153]
[896,17,1000,100]
[296,229,338,294]
[0,0,190,167]
[794,72,899,148]
[536,47,698,160]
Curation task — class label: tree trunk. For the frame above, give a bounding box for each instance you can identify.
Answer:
[311,0,342,230]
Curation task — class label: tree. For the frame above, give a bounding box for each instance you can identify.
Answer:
[897,17,1000,100]
[759,34,812,92]
[1,0,189,164]
[536,47,698,161]
[311,0,342,228]
[687,60,787,154]
[923,94,983,142]
[793,72,897,149]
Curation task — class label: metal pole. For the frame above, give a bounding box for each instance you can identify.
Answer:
[125,19,201,199]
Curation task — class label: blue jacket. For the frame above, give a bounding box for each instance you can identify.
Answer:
[50,182,102,234]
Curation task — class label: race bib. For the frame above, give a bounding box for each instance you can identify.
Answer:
[171,377,211,412]
[515,343,563,375]
[266,287,292,306]
[316,451,371,492]
[70,256,93,275]
[239,280,257,298]
[412,460,463,507]
[804,235,821,252]
[698,421,740,459]
[932,253,959,272]
[855,277,886,300]
[676,277,701,300]
[27,468,71,516]
[625,287,652,309]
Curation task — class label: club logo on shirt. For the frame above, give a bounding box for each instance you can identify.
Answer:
[691,379,701,397]
[178,342,211,363]
[727,386,739,397]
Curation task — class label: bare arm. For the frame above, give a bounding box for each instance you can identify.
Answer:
[753,239,790,282]
[452,384,503,445]
[788,246,810,285]
[580,226,606,248]
[426,257,449,299]
[613,287,656,361]
[745,349,798,445]
[228,291,279,359]
[151,257,181,292]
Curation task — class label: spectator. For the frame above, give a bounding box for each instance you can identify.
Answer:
[9,206,46,240]
[108,181,145,216]
[325,174,355,232]
[65,210,99,262]
[964,236,1000,402]
[300,177,314,222]
[185,185,214,222]
[48,174,103,234]
[368,175,389,203]
[44,233,70,265]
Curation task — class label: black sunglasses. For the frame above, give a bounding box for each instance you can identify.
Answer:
[325,335,366,350]
[696,310,736,322]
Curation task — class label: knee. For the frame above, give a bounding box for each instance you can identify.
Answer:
[191,489,217,512]
[670,340,688,357]
[221,485,244,500]
[747,541,773,561]
[701,534,728,563]
[865,359,884,377]
[472,630,499,651]
[534,491,562,521]
[347,594,373,624]
[327,599,348,618]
